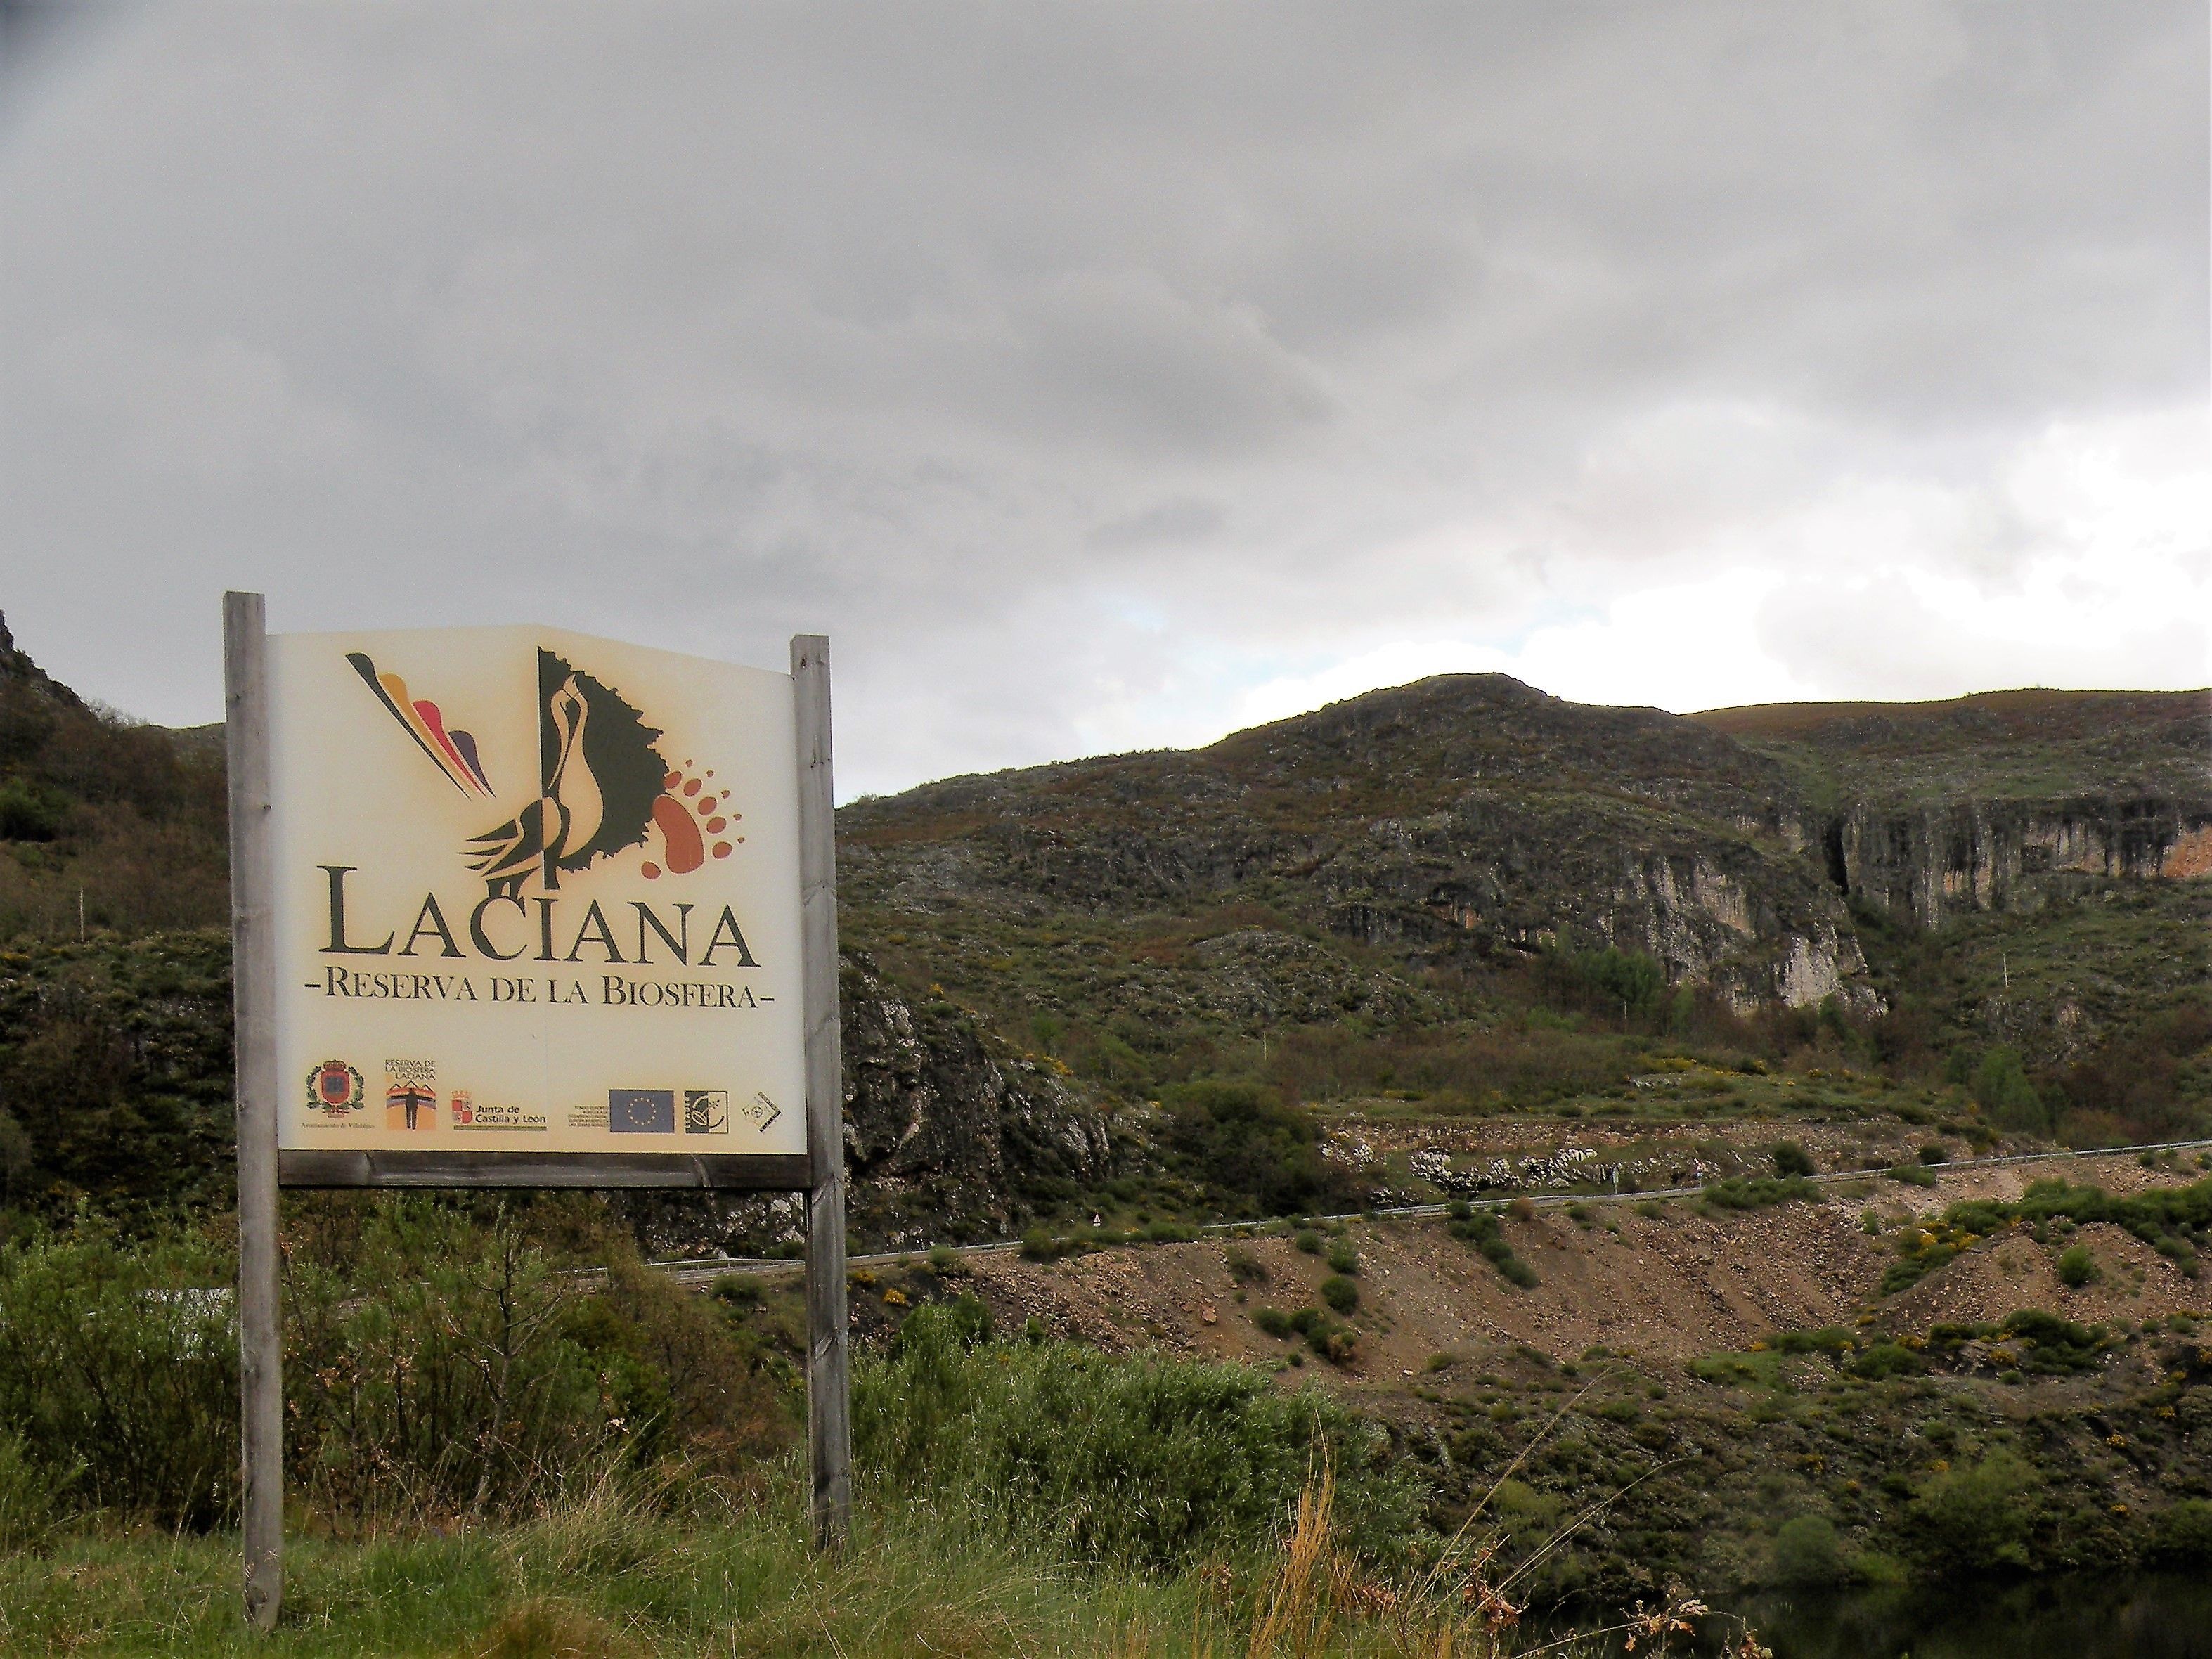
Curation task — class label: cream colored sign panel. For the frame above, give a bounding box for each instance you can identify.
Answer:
[269,626,806,1157]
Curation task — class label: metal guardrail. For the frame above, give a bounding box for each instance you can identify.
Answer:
[639,1135,2212,1285]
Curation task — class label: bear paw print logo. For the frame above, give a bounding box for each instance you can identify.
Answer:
[642,761,742,879]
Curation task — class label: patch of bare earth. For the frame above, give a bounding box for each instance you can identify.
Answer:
[967,1203,1885,1381]
[1883,1222,2206,1333]
[959,1154,2209,1385]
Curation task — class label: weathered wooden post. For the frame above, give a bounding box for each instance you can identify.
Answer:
[224,590,283,1632]
[791,633,852,1548]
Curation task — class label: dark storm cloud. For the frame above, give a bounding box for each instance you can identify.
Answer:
[2,2,2203,793]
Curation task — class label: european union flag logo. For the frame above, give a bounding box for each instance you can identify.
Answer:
[609,1088,675,1134]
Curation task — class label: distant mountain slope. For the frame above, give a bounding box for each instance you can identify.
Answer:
[852,674,2199,1016]
[1693,688,2211,924]
[1,611,2205,1238]
[837,673,2207,1135]
[0,612,227,938]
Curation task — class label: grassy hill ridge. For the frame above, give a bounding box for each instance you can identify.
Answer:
[1,612,2206,1241]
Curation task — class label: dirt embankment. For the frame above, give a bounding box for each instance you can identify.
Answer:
[957,1152,2209,1382]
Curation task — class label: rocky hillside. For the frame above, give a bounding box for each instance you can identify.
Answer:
[848,675,1877,1010]
[1696,688,2211,924]
[845,677,2208,1031]
[1,605,2205,1242]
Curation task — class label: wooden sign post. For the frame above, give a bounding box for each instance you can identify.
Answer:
[792,635,851,1548]
[224,593,283,1632]
[223,597,849,1629]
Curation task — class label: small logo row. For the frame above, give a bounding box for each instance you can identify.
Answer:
[607,1088,782,1135]
[305,1059,777,1137]
[613,1088,718,1135]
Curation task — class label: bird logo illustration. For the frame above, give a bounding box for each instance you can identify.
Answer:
[345,647,740,896]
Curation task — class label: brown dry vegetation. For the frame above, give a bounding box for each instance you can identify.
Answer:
[957,1151,2210,1376]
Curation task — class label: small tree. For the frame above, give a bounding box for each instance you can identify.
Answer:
[1908,1450,2040,1575]
[1772,1141,1817,1179]
[1773,1513,1849,1585]
[1973,1047,2047,1135]
[2057,1244,2098,1289]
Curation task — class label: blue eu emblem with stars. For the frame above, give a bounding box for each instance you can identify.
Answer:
[609,1089,675,1134]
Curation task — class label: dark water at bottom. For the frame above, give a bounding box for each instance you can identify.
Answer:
[1726,1573,2212,1659]
[1541,1573,2212,1658]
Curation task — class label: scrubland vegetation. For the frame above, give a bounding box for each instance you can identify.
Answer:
[4,1188,2211,1653]
[0,667,226,943]
[0,1201,1771,1656]
[1,641,2206,1651]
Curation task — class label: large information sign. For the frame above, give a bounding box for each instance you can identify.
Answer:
[228,600,850,1632]
[267,625,806,1168]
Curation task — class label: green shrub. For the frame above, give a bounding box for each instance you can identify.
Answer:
[1689,1351,1782,1388]
[1972,1047,2047,1135]
[301,1206,790,1515]
[2149,1499,2212,1565]
[0,1429,69,1549]
[1293,1229,1324,1255]
[1320,1275,1359,1314]
[1848,1342,1924,1380]
[711,1274,765,1306]
[1917,1144,1950,1166]
[1887,1163,1937,1188]
[1771,1142,1816,1179]
[2057,1244,2098,1289]
[0,1223,238,1528]
[1159,1082,1358,1218]
[0,1205,796,1533]
[1549,945,1664,1017]
[1222,1244,1269,1284]
[0,778,67,842]
[1305,1317,1359,1367]
[1324,1239,1360,1276]
[1252,1307,1293,1339]
[1702,1175,1821,1211]
[1772,1513,1849,1585]
[1906,1450,2040,1575]
[1448,1211,1538,1287]
[1994,1308,2111,1373]
[853,1302,1422,1568]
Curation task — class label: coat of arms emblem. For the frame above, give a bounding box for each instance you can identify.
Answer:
[306,1059,366,1115]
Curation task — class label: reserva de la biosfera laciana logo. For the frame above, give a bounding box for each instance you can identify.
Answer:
[318,645,764,976]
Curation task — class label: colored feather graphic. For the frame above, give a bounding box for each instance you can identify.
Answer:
[345,652,493,796]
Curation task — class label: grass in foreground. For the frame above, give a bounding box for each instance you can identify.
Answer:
[0,1463,1729,1659]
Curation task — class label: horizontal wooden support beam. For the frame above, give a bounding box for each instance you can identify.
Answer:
[279,1149,810,1191]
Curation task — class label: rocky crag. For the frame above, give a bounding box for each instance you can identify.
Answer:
[1,603,2205,1241]
[832,951,1118,1243]
[1697,688,2211,925]
[849,677,2208,1019]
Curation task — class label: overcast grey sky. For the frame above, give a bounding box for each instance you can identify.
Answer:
[3,2,2204,797]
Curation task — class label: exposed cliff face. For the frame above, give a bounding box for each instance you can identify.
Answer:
[1697,689,2212,928]
[1831,796,2212,927]
[839,951,1117,1243]
[850,674,1878,1009]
